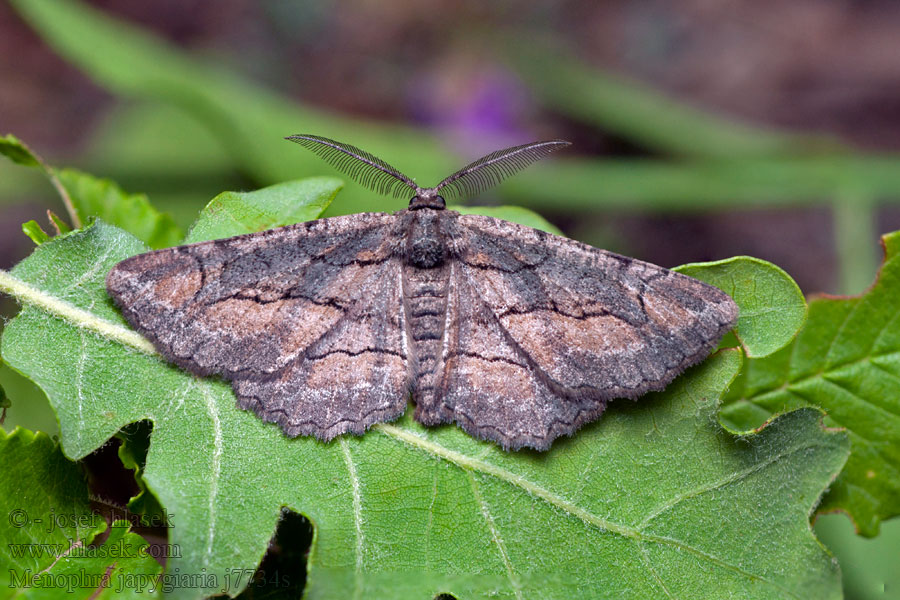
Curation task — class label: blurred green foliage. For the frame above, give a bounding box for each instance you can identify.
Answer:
[504,37,842,159]
[814,513,900,600]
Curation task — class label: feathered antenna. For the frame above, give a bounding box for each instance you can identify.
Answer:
[286,134,418,199]
[433,140,570,201]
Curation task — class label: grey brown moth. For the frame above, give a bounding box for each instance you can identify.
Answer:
[106,135,738,450]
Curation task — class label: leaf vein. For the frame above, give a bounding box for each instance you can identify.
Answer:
[467,472,522,600]
[0,270,157,355]
[638,542,677,600]
[200,382,222,564]
[639,533,803,599]
[637,440,826,530]
[340,437,366,596]
[824,375,900,424]
[376,422,794,591]
[740,349,900,404]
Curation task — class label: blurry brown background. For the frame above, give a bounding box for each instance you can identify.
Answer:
[6,1,900,148]
[3,0,900,295]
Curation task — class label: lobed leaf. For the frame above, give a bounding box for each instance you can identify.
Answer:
[0,427,162,598]
[722,231,900,536]
[676,257,806,358]
[0,215,848,599]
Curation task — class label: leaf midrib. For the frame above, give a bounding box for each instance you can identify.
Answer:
[377,422,823,599]
[738,351,900,424]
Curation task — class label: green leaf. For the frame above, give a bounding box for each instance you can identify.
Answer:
[116,422,167,524]
[0,220,848,599]
[451,204,563,236]
[1,133,182,249]
[0,363,57,436]
[722,230,900,537]
[0,134,41,167]
[185,177,342,243]
[21,220,51,246]
[1,134,81,229]
[56,168,183,249]
[47,210,72,235]
[0,427,162,598]
[676,257,806,358]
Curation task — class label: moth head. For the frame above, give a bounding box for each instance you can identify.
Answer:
[286,134,570,207]
[409,187,446,211]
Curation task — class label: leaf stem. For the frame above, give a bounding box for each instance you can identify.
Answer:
[13,136,81,228]
[46,166,81,229]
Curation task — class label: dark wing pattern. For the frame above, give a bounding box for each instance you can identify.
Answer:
[435,213,738,450]
[106,213,411,440]
[414,258,605,450]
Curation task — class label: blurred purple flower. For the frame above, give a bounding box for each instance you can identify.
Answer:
[407,64,534,156]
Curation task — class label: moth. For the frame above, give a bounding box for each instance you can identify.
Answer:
[107,135,738,450]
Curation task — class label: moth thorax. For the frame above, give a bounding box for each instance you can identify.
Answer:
[406,211,446,269]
